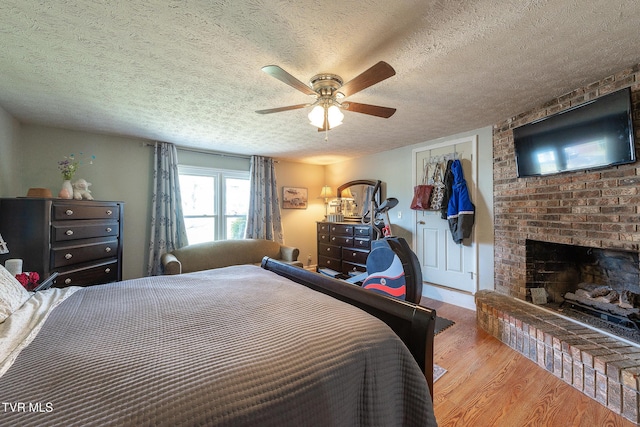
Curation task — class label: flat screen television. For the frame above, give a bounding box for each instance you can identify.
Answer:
[513,87,636,177]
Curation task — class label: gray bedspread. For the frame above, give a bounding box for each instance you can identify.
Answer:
[0,265,436,426]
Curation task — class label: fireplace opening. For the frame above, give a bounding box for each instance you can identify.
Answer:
[525,239,640,344]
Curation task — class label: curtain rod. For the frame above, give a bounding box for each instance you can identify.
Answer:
[141,142,251,160]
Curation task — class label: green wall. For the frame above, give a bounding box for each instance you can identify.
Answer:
[0,113,325,279]
[0,105,493,293]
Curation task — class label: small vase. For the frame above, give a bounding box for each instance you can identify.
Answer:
[59,180,73,199]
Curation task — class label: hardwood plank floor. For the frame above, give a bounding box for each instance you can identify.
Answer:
[420,297,636,427]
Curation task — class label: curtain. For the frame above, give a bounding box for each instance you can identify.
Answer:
[147,142,188,276]
[244,156,283,243]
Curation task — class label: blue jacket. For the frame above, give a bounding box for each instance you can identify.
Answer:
[447,159,475,243]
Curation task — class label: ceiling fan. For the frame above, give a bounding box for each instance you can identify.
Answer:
[256,61,397,131]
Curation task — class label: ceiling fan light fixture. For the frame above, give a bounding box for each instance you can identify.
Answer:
[327,105,343,129]
[260,62,396,131]
[308,105,325,128]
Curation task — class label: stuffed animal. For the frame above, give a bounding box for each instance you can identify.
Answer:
[72,179,94,200]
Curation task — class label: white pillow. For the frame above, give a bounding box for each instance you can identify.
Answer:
[0,264,30,322]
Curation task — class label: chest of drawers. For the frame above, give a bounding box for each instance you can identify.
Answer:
[317,221,373,274]
[0,198,124,287]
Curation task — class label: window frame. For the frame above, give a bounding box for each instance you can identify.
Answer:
[178,165,250,242]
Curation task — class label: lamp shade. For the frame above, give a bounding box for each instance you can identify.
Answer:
[308,105,325,128]
[319,186,333,200]
[327,105,344,129]
[340,187,354,199]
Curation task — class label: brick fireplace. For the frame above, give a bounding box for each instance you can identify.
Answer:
[480,64,640,423]
[493,65,640,301]
[526,239,640,304]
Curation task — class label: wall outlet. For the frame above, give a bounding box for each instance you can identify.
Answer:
[397,211,402,219]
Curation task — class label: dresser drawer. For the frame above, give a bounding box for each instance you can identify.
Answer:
[52,220,119,242]
[51,239,118,268]
[342,247,369,265]
[317,223,331,234]
[53,203,120,220]
[330,235,354,247]
[354,226,372,238]
[319,243,341,259]
[329,224,354,235]
[354,238,371,250]
[54,260,119,287]
[342,261,367,274]
[318,256,341,270]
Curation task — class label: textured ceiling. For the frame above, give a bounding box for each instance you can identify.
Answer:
[1,1,640,164]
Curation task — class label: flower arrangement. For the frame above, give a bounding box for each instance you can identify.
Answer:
[15,271,40,291]
[58,153,96,180]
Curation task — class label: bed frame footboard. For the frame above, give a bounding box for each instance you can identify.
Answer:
[261,257,436,395]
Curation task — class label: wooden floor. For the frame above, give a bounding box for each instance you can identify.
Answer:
[420,297,636,427]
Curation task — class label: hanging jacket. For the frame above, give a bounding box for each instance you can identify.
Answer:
[440,159,454,220]
[447,159,475,243]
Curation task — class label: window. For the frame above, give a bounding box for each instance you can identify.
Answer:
[178,166,250,244]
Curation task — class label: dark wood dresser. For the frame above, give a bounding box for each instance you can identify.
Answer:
[317,221,373,274]
[0,198,124,287]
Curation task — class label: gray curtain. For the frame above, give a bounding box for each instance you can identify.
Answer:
[147,142,188,276]
[244,156,283,243]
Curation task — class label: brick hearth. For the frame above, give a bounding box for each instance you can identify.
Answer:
[476,290,640,424]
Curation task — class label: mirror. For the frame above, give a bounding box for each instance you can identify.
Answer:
[335,180,382,222]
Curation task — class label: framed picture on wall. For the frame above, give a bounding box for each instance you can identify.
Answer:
[282,187,308,209]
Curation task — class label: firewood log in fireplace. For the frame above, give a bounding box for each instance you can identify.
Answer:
[564,283,640,317]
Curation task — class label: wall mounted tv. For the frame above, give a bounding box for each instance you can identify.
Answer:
[513,87,636,177]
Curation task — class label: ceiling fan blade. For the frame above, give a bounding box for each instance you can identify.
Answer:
[261,65,317,96]
[337,61,396,98]
[255,104,309,114]
[343,102,396,118]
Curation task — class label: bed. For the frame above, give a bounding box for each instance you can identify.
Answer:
[0,258,437,426]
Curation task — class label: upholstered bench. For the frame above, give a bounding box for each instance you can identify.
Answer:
[161,239,302,275]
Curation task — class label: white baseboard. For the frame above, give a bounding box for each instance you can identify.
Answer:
[422,284,476,311]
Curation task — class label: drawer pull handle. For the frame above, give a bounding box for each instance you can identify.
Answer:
[326,247,331,251]
[65,209,74,216]
[106,210,113,216]
[352,253,357,257]
[65,278,72,285]
[65,253,72,260]
[65,230,74,236]
[106,227,112,233]
[105,268,111,273]
[105,247,112,253]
